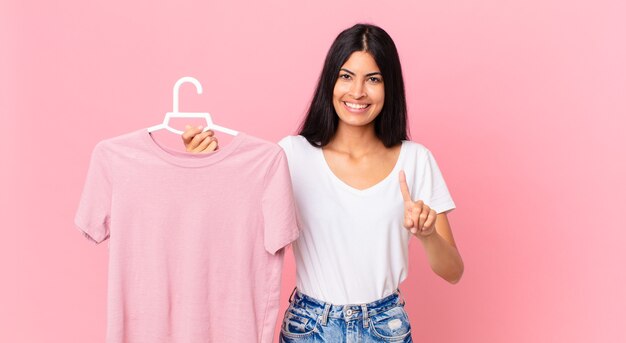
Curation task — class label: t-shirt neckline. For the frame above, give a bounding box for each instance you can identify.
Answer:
[140,129,246,167]
[317,139,407,196]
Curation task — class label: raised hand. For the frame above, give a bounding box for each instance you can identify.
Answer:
[182,125,219,153]
[399,170,437,237]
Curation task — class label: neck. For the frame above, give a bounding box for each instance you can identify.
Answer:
[328,122,382,153]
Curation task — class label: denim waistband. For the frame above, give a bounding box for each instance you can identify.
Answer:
[289,288,405,322]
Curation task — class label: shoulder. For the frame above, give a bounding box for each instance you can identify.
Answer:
[278,135,309,148]
[278,135,317,155]
[216,134,289,170]
[92,130,144,157]
[400,140,447,174]
[401,140,433,160]
[238,133,283,154]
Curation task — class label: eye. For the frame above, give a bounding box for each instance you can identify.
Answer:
[368,76,382,83]
[338,73,352,80]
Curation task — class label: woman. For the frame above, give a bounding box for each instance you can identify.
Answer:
[184,23,463,342]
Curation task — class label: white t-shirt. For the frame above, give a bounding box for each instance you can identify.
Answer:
[279,135,456,304]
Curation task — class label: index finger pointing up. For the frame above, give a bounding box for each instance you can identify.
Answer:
[399,170,412,202]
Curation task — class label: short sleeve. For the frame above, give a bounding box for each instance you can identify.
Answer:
[277,136,294,160]
[74,143,112,244]
[415,149,456,214]
[261,149,299,255]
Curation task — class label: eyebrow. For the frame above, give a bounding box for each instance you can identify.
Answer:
[340,68,382,77]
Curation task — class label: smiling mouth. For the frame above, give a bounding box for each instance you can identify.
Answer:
[343,102,371,111]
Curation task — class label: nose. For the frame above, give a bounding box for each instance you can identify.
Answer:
[349,80,366,99]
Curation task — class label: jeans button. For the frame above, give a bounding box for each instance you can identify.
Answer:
[346,309,353,316]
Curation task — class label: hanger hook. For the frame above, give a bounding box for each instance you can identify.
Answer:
[173,76,203,113]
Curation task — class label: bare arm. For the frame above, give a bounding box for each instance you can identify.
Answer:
[418,212,464,284]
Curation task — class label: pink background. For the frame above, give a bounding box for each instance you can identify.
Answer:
[2,0,625,342]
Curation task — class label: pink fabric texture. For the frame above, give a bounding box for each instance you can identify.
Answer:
[75,129,299,343]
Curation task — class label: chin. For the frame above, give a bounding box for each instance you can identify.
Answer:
[340,118,375,128]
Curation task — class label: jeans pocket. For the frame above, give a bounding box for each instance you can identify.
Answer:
[280,305,320,339]
[368,306,412,342]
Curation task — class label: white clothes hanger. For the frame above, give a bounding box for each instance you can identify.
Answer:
[147,76,238,136]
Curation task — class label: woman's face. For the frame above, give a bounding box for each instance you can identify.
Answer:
[333,51,385,129]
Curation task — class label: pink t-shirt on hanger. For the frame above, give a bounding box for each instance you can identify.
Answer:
[75,129,299,343]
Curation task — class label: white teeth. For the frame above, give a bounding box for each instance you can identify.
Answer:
[345,102,368,109]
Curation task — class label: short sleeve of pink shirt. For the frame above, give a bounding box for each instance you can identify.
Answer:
[75,141,111,244]
[75,129,299,343]
[262,150,298,254]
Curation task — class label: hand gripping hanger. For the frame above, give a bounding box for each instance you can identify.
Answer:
[147,76,238,136]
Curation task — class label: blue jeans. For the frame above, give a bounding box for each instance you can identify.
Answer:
[279,289,413,342]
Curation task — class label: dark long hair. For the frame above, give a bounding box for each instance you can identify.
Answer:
[299,23,408,148]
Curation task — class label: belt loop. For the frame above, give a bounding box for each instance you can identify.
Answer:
[361,304,369,328]
[396,288,405,306]
[320,303,331,326]
[288,287,297,304]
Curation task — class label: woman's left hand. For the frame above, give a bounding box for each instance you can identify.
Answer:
[399,170,437,237]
